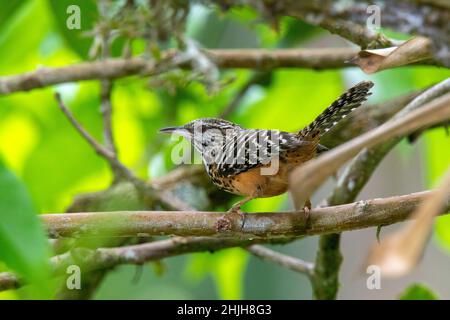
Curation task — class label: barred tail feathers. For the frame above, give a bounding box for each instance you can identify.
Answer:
[300,81,374,138]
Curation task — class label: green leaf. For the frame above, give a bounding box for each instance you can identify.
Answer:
[399,283,438,300]
[0,158,51,298]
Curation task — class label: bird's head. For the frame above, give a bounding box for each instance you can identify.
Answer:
[159,118,241,153]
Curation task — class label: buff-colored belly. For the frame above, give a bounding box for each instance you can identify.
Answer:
[218,143,317,197]
[228,159,301,197]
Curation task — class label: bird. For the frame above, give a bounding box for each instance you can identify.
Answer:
[160,81,374,217]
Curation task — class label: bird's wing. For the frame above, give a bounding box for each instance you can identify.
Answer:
[215,129,313,177]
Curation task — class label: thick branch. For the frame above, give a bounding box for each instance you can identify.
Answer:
[2,191,446,292]
[42,191,449,239]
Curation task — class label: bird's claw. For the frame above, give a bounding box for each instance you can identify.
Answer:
[216,206,246,232]
[303,202,312,222]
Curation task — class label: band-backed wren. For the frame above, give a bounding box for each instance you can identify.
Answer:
[160,81,374,215]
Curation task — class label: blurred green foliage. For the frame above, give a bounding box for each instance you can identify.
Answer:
[0,158,51,299]
[399,283,438,300]
[0,0,449,299]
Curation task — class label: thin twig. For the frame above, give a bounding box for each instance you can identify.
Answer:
[55,92,115,160]
[0,236,294,291]
[246,245,314,277]
[100,80,116,154]
[54,92,147,192]
[99,29,118,156]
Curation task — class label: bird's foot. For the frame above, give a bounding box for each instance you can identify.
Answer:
[303,200,312,222]
[216,205,246,232]
[303,205,310,220]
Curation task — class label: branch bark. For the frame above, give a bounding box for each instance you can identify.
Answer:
[221,0,450,65]
[0,48,433,95]
[0,236,294,292]
[41,191,449,239]
[1,191,447,292]
[311,233,342,299]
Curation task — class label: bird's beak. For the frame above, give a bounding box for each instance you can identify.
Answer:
[159,126,183,134]
[159,126,190,138]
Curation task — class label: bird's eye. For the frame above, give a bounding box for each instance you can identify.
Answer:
[210,136,215,142]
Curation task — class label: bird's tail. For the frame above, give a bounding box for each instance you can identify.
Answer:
[300,81,374,138]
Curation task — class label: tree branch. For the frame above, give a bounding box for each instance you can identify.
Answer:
[0,236,294,292]
[41,191,449,239]
[246,245,314,277]
[221,0,450,65]
[100,80,116,155]
[204,48,356,69]
[1,191,448,292]
[99,25,117,157]
[0,48,434,95]
[311,233,342,299]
